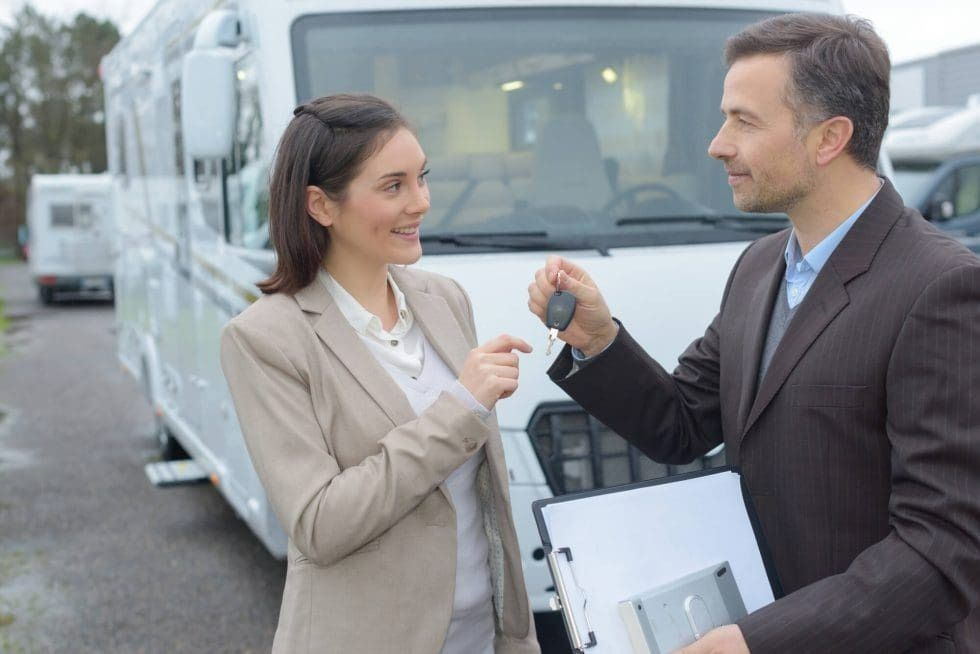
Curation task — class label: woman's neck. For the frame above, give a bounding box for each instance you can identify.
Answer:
[323,253,398,330]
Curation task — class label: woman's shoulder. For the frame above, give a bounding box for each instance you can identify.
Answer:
[224,291,305,343]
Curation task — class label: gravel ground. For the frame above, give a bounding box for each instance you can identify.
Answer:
[0,261,284,653]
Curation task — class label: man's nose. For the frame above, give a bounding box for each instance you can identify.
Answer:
[708,126,735,161]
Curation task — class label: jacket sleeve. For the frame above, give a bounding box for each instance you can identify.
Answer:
[544,243,754,464]
[220,319,492,567]
[738,263,980,652]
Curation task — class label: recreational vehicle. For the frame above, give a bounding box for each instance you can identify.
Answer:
[886,106,980,250]
[27,174,115,303]
[101,0,848,628]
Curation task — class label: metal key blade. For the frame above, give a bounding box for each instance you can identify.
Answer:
[546,328,559,355]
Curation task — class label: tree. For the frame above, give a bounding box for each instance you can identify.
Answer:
[0,5,119,255]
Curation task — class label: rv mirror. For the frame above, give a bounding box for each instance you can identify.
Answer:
[181,50,236,160]
[928,196,955,221]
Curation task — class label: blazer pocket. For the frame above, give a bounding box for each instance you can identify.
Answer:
[791,384,867,408]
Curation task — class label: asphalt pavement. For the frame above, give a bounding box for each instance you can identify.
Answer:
[0,261,283,653]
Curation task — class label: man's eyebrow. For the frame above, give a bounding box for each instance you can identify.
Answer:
[721,107,763,122]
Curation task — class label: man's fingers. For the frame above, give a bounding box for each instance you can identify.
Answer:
[546,256,590,288]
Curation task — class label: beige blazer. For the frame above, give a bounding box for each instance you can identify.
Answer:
[220,265,539,654]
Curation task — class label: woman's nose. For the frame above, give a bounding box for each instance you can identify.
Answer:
[410,185,430,215]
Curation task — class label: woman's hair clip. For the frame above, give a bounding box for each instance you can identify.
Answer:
[293,105,334,132]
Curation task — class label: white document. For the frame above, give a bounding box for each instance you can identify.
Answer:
[534,468,777,653]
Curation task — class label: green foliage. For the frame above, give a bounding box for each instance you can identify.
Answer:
[0,5,120,248]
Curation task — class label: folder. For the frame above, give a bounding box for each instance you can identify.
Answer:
[533,467,780,653]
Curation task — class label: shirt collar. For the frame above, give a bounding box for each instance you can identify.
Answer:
[317,268,414,338]
[784,180,883,277]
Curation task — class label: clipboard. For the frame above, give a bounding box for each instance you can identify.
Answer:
[533,467,781,653]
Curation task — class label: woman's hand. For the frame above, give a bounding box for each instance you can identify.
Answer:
[459,334,533,409]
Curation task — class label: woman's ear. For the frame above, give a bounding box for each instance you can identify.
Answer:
[306,185,337,228]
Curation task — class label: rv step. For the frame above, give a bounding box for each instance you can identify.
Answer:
[145,459,208,487]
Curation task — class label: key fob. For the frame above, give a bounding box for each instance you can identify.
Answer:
[546,291,577,331]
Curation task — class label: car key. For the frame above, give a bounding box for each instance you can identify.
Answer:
[546,271,577,355]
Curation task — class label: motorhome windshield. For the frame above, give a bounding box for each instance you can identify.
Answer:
[292,8,788,253]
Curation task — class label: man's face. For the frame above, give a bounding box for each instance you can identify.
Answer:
[708,54,817,214]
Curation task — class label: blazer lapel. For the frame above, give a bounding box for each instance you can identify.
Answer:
[294,278,417,428]
[738,179,906,443]
[735,247,785,438]
[741,267,850,440]
[393,268,471,377]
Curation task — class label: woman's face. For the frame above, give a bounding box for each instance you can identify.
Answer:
[318,127,430,268]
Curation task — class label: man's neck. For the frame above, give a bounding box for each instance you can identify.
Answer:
[788,167,881,255]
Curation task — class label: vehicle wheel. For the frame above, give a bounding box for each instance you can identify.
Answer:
[39,286,54,304]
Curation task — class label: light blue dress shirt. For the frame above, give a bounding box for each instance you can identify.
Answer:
[783,184,881,308]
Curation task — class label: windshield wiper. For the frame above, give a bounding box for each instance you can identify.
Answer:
[421,231,609,254]
[615,214,789,233]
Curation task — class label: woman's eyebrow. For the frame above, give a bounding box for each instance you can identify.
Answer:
[376,160,428,181]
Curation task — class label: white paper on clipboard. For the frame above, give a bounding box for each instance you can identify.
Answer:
[533,468,779,653]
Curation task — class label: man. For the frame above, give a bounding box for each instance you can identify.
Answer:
[528,13,980,654]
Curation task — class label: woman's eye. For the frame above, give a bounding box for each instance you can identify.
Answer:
[385,181,401,193]
[419,169,430,186]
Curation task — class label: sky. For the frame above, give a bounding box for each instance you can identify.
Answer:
[1,0,979,64]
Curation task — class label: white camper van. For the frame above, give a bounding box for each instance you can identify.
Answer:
[27,174,115,303]
[101,0,845,625]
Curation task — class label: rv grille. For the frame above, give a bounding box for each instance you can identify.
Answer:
[527,402,726,495]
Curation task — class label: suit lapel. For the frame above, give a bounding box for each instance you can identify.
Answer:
[737,179,906,444]
[741,266,850,439]
[736,247,785,438]
[294,276,417,428]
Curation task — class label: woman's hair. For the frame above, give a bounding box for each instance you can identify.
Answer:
[257,94,409,295]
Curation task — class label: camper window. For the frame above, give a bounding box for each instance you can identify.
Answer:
[227,52,269,250]
[51,204,74,227]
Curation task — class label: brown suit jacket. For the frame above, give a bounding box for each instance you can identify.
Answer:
[549,180,980,653]
[221,266,539,654]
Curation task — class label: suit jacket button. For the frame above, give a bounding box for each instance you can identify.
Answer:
[463,437,477,451]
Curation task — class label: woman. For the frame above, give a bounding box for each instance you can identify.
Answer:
[220,94,540,654]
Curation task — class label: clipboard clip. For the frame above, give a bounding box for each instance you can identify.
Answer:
[547,547,598,652]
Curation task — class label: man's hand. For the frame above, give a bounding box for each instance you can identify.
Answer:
[527,255,617,357]
[674,625,749,654]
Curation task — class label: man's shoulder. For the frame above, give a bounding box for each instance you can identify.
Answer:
[889,206,979,273]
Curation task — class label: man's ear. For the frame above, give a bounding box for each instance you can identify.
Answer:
[812,116,854,167]
[306,185,337,228]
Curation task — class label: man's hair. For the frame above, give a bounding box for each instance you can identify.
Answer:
[724,13,890,170]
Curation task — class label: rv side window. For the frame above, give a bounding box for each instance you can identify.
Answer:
[953,164,980,217]
[51,204,74,227]
[227,53,269,250]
